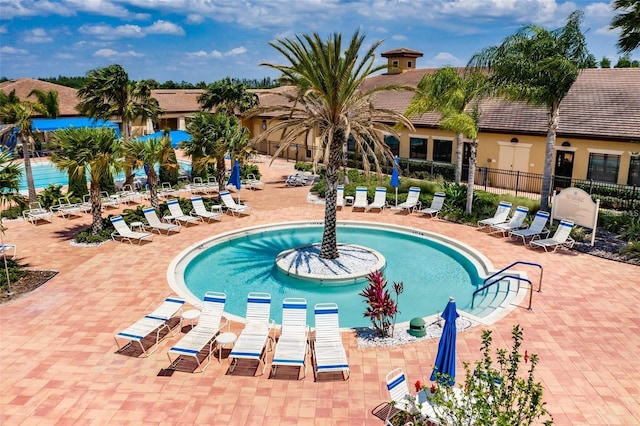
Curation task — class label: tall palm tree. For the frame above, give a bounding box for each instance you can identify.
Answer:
[0,102,37,201]
[50,127,123,233]
[468,10,590,212]
[0,150,24,208]
[251,31,414,259]
[28,89,59,118]
[198,77,259,117]
[405,67,486,186]
[124,137,177,209]
[611,0,640,53]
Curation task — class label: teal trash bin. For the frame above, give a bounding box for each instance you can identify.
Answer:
[408,317,426,337]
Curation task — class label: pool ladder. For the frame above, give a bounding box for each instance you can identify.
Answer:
[471,261,543,311]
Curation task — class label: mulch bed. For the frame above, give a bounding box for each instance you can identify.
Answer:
[0,270,58,304]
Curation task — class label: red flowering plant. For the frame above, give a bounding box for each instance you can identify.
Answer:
[359,270,404,337]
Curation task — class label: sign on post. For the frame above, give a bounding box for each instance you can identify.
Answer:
[551,187,600,246]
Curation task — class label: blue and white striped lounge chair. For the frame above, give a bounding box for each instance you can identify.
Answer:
[478,201,512,228]
[366,187,388,212]
[530,219,575,252]
[271,298,309,380]
[229,292,275,376]
[385,368,439,424]
[190,196,223,223]
[220,190,252,216]
[312,303,350,381]
[164,199,200,226]
[142,207,181,234]
[418,192,446,218]
[0,243,16,259]
[114,295,185,357]
[397,187,421,213]
[510,211,551,244]
[489,205,529,237]
[110,216,153,245]
[167,292,228,373]
[352,186,369,210]
[335,185,345,209]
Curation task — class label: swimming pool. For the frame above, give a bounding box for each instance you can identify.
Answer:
[18,160,191,191]
[168,221,515,328]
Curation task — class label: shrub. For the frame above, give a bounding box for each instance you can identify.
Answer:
[294,161,314,172]
[37,184,65,209]
[0,259,28,292]
[74,217,113,244]
[0,205,23,220]
[359,270,403,337]
[619,241,640,259]
[241,163,261,180]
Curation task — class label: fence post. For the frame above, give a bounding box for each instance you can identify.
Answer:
[515,171,520,197]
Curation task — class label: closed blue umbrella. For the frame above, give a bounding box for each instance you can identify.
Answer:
[430,297,459,385]
[227,159,242,202]
[391,156,400,207]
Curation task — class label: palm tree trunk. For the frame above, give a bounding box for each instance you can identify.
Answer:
[22,136,37,202]
[540,105,559,212]
[466,140,478,214]
[90,185,103,233]
[217,156,226,193]
[455,132,464,185]
[148,169,160,209]
[320,136,342,259]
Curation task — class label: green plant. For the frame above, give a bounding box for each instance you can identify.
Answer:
[294,161,314,172]
[0,205,23,220]
[0,258,27,292]
[618,216,640,242]
[619,241,640,259]
[359,270,403,337]
[74,217,114,244]
[241,163,261,180]
[37,184,64,209]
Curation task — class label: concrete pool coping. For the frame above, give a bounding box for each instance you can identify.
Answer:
[167,220,530,329]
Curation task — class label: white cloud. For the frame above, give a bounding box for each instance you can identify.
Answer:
[94,48,143,58]
[24,28,54,43]
[226,46,247,56]
[390,34,407,41]
[187,50,209,57]
[432,52,461,65]
[79,20,184,40]
[55,53,74,59]
[186,48,244,59]
[0,46,29,55]
[186,14,204,24]
[145,20,185,36]
[211,50,223,58]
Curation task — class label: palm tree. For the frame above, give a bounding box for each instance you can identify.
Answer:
[405,67,486,186]
[50,127,123,233]
[28,89,59,118]
[468,10,591,212]
[124,137,177,209]
[251,31,414,259]
[0,102,37,201]
[610,0,640,53]
[0,150,24,208]
[198,77,259,117]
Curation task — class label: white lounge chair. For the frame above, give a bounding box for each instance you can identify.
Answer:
[243,174,265,190]
[51,197,82,218]
[100,191,119,209]
[384,368,439,424]
[271,298,309,380]
[397,186,421,213]
[366,187,388,212]
[117,185,143,204]
[335,185,345,209]
[418,192,445,218]
[352,186,369,211]
[190,196,222,223]
[206,177,220,193]
[530,219,575,252]
[114,295,185,357]
[167,291,229,373]
[78,194,92,214]
[0,244,16,259]
[510,211,551,244]
[220,190,252,216]
[164,199,200,226]
[142,207,181,234]
[312,303,350,381]
[229,292,275,376]
[489,205,529,237]
[110,216,153,245]
[158,182,179,199]
[23,201,54,225]
[189,177,208,194]
[478,201,512,228]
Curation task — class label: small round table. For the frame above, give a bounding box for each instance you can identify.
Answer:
[182,309,200,330]
[216,332,237,362]
[130,221,144,231]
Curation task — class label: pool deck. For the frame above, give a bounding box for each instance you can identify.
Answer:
[1,157,639,425]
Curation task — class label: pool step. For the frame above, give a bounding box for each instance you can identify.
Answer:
[468,278,518,319]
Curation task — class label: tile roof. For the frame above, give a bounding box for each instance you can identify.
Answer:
[381,48,424,58]
[151,89,204,113]
[0,78,80,116]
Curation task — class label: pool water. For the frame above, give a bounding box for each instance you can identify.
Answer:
[181,225,484,328]
[18,160,191,191]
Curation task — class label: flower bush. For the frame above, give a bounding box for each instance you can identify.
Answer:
[359,270,403,337]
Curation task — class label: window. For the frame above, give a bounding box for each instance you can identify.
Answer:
[409,137,427,160]
[629,156,640,186]
[384,135,400,156]
[392,60,399,68]
[587,153,620,183]
[347,135,356,153]
[407,61,412,68]
[433,139,452,163]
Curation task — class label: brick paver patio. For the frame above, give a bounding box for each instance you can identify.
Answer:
[1,157,638,425]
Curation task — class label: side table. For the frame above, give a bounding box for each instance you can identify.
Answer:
[215,332,237,362]
[181,309,200,330]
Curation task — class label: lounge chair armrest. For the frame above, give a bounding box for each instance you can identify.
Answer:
[220,316,230,332]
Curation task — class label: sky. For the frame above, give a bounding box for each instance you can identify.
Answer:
[0,0,635,84]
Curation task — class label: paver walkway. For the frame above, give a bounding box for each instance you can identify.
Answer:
[1,157,638,425]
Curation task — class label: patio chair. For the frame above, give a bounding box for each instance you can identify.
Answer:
[242,174,265,190]
[158,182,179,199]
[384,368,439,424]
[206,177,220,193]
[23,201,54,225]
[530,219,575,252]
[190,196,222,223]
[397,186,421,213]
[489,205,529,237]
[110,216,153,245]
[477,201,512,229]
[352,186,369,211]
[509,210,551,244]
[114,295,185,357]
[366,187,388,212]
[100,191,120,209]
[0,244,16,259]
[285,173,306,187]
[142,207,181,234]
[418,192,445,218]
[167,291,229,373]
[311,303,350,381]
[163,199,200,226]
[335,185,345,209]
[271,298,309,380]
[51,197,82,219]
[117,185,143,204]
[78,194,92,214]
[220,190,252,216]
[229,292,275,376]
[189,177,208,195]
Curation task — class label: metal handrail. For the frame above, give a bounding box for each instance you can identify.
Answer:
[483,261,543,292]
[473,261,543,311]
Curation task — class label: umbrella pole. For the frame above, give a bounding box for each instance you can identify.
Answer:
[395,188,398,208]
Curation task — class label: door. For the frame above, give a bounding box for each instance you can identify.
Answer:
[497,143,531,190]
[554,150,574,190]
[462,142,472,181]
